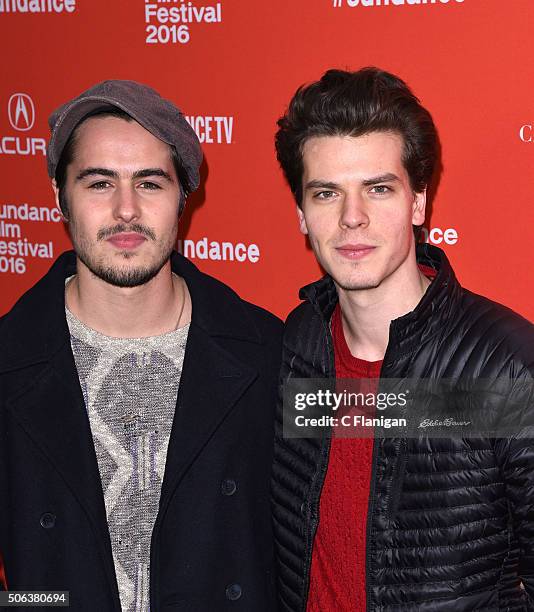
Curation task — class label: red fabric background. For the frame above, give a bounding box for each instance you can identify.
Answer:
[0,0,532,321]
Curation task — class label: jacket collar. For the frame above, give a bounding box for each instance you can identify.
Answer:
[0,250,262,373]
[299,243,463,357]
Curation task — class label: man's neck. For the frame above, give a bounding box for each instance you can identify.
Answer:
[65,259,191,338]
[337,267,431,362]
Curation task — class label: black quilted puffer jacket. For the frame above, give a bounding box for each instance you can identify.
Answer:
[272,244,534,611]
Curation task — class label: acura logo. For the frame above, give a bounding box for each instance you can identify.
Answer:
[8,93,35,132]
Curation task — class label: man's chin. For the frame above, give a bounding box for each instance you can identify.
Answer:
[75,244,174,288]
[91,265,162,288]
[78,256,168,288]
[332,273,381,292]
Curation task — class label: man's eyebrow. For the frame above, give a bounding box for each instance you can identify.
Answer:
[75,168,118,181]
[304,174,400,191]
[361,173,400,186]
[75,167,174,182]
[304,180,342,191]
[132,168,173,182]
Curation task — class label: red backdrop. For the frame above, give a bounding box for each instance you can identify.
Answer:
[1,0,533,321]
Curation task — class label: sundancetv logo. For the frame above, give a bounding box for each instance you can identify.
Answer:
[332,0,464,7]
[0,0,76,13]
[185,115,233,144]
[0,93,46,157]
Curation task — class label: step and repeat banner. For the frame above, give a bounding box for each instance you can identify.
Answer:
[1,0,532,320]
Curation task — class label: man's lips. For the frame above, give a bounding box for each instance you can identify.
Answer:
[335,244,376,260]
[106,233,148,249]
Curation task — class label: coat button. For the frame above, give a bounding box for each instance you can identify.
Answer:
[40,513,56,529]
[221,479,237,496]
[225,583,242,601]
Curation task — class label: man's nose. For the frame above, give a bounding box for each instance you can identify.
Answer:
[339,192,369,230]
[112,185,141,224]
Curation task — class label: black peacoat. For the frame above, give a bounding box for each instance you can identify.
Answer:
[0,250,282,611]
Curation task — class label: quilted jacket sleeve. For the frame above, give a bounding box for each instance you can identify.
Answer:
[495,372,534,602]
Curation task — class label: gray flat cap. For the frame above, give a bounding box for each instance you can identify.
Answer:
[47,80,202,213]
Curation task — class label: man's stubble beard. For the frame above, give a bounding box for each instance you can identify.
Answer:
[335,278,381,292]
[312,242,381,293]
[332,266,382,292]
[69,219,178,288]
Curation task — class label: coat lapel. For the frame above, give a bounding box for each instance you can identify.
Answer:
[158,321,258,514]
[1,252,120,605]
[157,254,263,514]
[5,338,120,604]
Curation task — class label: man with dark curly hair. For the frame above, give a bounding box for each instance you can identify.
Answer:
[272,67,534,611]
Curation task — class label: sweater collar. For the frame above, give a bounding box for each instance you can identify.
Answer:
[299,243,462,357]
[0,250,262,372]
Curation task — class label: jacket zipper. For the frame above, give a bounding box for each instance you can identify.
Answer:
[365,437,379,612]
[300,308,336,612]
[300,433,332,612]
[366,348,397,611]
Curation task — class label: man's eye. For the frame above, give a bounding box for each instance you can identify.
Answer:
[89,181,111,190]
[370,185,391,195]
[314,190,336,200]
[140,182,161,190]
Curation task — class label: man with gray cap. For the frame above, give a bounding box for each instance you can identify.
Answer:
[0,80,281,611]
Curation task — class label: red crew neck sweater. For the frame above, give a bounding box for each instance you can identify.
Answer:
[307,304,381,612]
[307,267,436,611]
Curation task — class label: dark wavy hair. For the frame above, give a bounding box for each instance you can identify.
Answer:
[275,67,438,208]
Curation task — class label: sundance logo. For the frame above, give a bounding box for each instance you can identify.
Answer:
[0,0,76,13]
[420,227,458,246]
[0,93,46,157]
[332,0,464,7]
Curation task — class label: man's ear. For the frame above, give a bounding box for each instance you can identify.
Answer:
[412,189,426,227]
[51,179,68,221]
[296,205,308,235]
